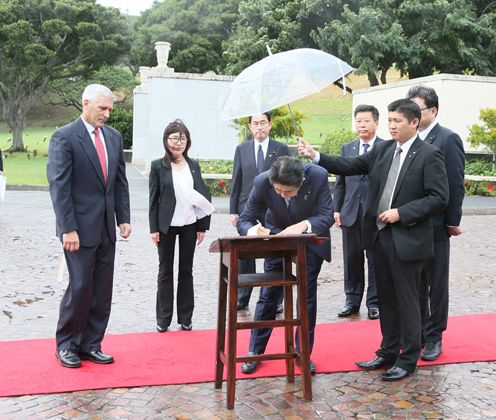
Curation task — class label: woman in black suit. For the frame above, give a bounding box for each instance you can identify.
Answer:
[149,119,213,332]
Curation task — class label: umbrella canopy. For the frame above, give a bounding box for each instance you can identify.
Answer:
[221,48,354,121]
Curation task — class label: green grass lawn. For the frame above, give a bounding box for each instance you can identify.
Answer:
[1,127,56,186]
[293,89,352,144]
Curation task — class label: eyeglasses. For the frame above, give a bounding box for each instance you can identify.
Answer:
[251,121,269,127]
[168,136,188,144]
[419,107,431,111]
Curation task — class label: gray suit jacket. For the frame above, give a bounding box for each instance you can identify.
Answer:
[47,118,130,247]
[333,137,383,227]
[230,139,289,215]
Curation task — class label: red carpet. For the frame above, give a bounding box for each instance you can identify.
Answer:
[1,313,495,397]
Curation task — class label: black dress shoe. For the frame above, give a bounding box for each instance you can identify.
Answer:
[338,305,359,317]
[296,358,317,375]
[56,349,81,368]
[367,307,380,320]
[79,350,114,364]
[380,366,410,381]
[237,302,248,310]
[420,341,442,361]
[241,352,259,374]
[355,356,391,370]
[276,303,284,314]
[156,325,168,333]
[180,324,192,331]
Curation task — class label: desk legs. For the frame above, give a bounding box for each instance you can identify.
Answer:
[296,243,312,401]
[215,263,228,389]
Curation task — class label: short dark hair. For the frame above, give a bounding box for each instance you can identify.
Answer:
[388,98,421,123]
[248,112,272,123]
[269,157,304,187]
[406,85,439,110]
[354,104,379,121]
[162,119,191,167]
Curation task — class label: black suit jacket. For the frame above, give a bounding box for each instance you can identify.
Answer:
[230,139,290,215]
[237,163,334,262]
[148,157,211,234]
[47,118,130,247]
[319,138,449,262]
[0,149,3,172]
[423,123,465,240]
[333,137,383,227]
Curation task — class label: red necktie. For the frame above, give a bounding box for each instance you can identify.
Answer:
[94,129,107,183]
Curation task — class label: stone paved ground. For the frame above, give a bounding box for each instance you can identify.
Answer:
[1,169,496,419]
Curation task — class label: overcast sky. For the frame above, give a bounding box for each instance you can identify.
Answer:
[96,0,157,16]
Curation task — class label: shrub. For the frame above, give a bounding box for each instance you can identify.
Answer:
[204,178,231,196]
[107,107,133,149]
[465,179,496,196]
[465,159,496,176]
[320,129,355,156]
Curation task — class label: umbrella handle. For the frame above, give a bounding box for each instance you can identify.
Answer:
[286,103,301,142]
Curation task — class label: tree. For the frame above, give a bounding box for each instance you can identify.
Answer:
[45,66,138,112]
[130,0,240,74]
[312,0,496,86]
[313,1,407,86]
[397,0,496,78]
[222,0,319,75]
[0,0,131,151]
[467,108,496,171]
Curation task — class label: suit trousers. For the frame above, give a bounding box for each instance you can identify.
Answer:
[342,205,377,308]
[56,228,115,352]
[156,224,197,327]
[248,250,323,355]
[420,238,450,343]
[373,226,423,373]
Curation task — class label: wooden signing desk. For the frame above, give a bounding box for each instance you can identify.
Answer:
[209,234,325,409]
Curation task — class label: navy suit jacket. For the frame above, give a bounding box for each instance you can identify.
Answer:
[319,138,449,262]
[47,118,130,247]
[230,139,289,215]
[333,137,383,227]
[148,157,211,234]
[237,163,334,262]
[423,123,465,240]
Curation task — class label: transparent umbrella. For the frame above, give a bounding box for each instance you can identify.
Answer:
[220,48,354,122]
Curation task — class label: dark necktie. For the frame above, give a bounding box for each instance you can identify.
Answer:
[376,146,402,230]
[363,143,369,154]
[256,144,264,173]
[94,129,107,183]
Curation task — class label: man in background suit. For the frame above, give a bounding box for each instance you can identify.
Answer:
[299,99,449,381]
[47,84,131,368]
[334,104,383,320]
[0,148,3,173]
[230,112,289,310]
[406,85,465,361]
[238,157,334,374]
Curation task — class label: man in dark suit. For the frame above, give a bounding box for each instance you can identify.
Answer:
[237,157,334,374]
[334,104,383,320]
[47,84,131,368]
[230,113,289,310]
[406,85,465,361]
[299,99,449,381]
